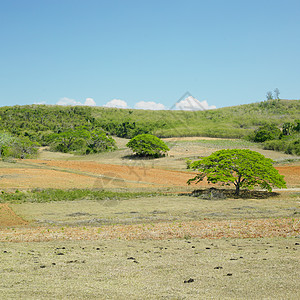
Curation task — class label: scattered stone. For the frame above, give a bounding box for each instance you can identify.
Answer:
[40,265,46,268]
[226,273,233,276]
[184,278,194,283]
[52,263,56,265]
[67,260,78,263]
[214,266,223,269]
[127,257,135,260]
[295,243,299,245]
[57,253,64,255]
[206,247,211,250]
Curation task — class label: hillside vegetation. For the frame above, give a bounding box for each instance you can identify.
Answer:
[0,99,299,157]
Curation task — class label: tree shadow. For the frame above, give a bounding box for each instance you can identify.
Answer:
[121,154,163,160]
[185,187,280,200]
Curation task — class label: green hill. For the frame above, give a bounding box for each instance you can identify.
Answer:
[0,99,299,140]
[92,99,300,138]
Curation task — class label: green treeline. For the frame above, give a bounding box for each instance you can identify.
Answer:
[0,99,299,158]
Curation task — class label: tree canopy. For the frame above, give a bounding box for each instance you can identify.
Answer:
[126,134,169,157]
[187,149,286,196]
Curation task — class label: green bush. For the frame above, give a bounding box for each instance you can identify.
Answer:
[126,134,169,157]
[252,124,281,142]
[285,139,300,156]
[263,137,300,156]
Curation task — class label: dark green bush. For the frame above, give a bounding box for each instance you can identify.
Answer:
[252,124,281,142]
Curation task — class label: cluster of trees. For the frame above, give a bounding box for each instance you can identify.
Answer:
[0,132,38,159]
[266,88,280,100]
[0,106,117,157]
[247,120,300,155]
[46,128,116,154]
[100,121,151,139]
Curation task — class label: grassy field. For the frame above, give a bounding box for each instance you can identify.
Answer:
[1,136,300,299]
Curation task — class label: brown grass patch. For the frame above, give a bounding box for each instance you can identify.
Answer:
[1,218,299,242]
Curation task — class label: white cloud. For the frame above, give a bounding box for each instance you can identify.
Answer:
[134,101,166,110]
[56,97,97,106]
[103,99,128,109]
[84,98,96,106]
[34,100,47,105]
[57,97,83,106]
[175,96,216,111]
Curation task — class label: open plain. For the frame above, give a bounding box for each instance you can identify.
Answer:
[0,138,300,299]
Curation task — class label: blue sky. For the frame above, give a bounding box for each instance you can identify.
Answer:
[0,0,299,109]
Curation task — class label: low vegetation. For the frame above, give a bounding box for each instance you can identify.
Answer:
[0,189,160,204]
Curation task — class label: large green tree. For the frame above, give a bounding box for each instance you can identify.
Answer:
[187,149,286,196]
[126,134,169,157]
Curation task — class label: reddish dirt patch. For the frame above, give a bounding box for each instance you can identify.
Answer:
[0,204,28,227]
[26,160,199,187]
[0,218,299,242]
[275,166,300,186]
[0,168,101,190]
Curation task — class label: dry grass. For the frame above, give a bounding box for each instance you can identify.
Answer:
[0,237,299,299]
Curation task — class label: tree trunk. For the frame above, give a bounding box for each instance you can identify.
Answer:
[235,184,240,196]
[234,175,241,196]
